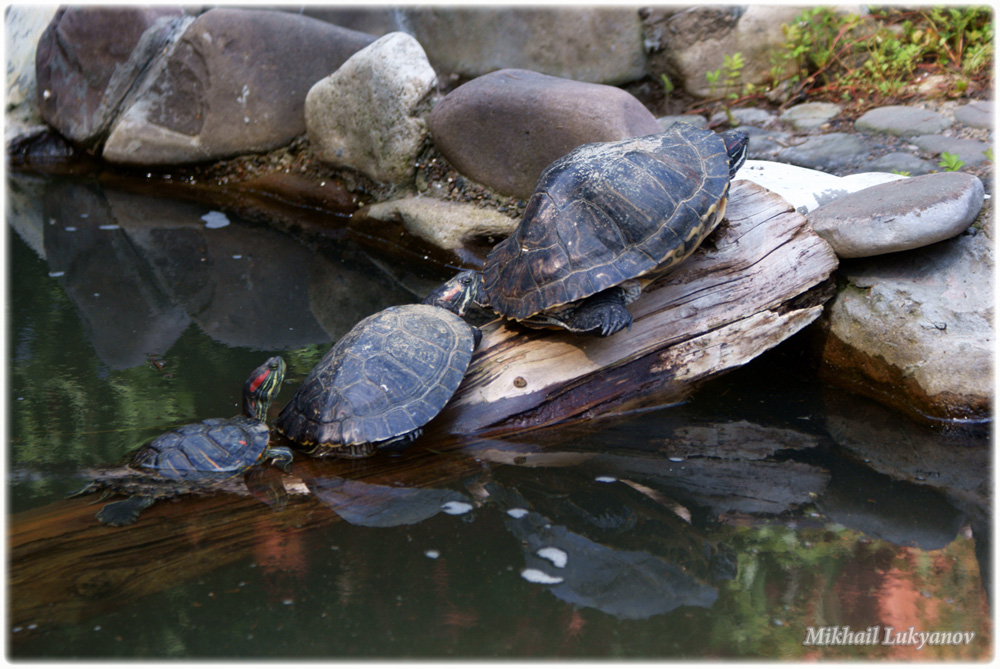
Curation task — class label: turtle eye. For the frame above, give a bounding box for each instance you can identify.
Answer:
[460,277,471,285]
[269,361,279,370]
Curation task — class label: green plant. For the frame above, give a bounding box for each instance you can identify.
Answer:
[938,152,966,171]
[983,147,994,163]
[659,73,675,95]
[769,6,994,106]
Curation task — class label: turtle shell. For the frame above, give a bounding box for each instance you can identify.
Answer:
[130,416,271,481]
[275,304,476,455]
[483,126,733,321]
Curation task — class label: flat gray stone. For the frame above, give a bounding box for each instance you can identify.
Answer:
[742,126,793,159]
[709,108,775,127]
[953,100,993,129]
[776,132,869,171]
[808,172,985,258]
[779,102,841,130]
[854,105,952,137]
[870,151,938,176]
[306,32,437,185]
[429,69,662,198]
[911,134,992,166]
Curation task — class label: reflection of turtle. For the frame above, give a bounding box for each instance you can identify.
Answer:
[75,357,292,526]
[427,126,750,336]
[275,304,479,458]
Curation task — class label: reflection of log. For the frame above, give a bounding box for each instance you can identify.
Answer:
[8,415,829,638]
[7,450,478,638]
[435,181,838,437]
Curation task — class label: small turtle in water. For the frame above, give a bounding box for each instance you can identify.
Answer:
[74,357,292,526]
[275,303,479,459]
[427,126,749,336]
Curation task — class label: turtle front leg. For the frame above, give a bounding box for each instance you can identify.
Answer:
[265,445,294,472]
[96,495,156,526]
[563,285,636,336]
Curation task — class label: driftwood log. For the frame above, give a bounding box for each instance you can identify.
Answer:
[10,180,839,639]
[433,179,839,436]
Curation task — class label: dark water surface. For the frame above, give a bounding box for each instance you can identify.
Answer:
[7,174,992,660]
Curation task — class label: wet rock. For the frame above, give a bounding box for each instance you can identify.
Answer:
[808,172,984,258]
[953,100,993,129]
[362,197,517,251]
[306,32,436,185]
[428,69,661,198]
[854,105,952,136]
[102,9,376,165]
[910,134,992,167]
[776,132,870,171]
[870,151,938,176]
[817,227,993,422]
[5,5,60,145]
[402,7,646,85]
[35,5,186,150]
[779,102,841,130]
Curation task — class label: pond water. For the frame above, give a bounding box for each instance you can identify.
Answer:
[7,173,992,660]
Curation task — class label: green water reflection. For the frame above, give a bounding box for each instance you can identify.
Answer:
[6,175,992,660]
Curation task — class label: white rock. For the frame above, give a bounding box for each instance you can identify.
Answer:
[306,32,437,185]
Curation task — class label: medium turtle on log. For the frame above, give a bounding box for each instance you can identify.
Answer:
[428,126,750,336]
[429,178,839,438]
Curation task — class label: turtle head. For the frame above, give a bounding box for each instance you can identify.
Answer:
[423,270,487,317]
[242,356,286,422]
[720,129,750,178]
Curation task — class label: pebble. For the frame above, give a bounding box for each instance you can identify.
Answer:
[807,172,985,258]
[779,102,841,130]
[854,105,952,136]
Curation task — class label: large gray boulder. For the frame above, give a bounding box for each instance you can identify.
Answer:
[306,32,437,186]
[429,69,662,198]
[817,226,993,422]
[401,7,646,85]
[35,5,186,150]
[102,8,375,165]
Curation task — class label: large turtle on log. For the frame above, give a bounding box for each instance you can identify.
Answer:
[73,357,292,526]
[275,304,480,458]
[427,126,750,336]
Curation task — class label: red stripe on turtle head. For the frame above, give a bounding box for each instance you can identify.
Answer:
[248,368,270,394]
